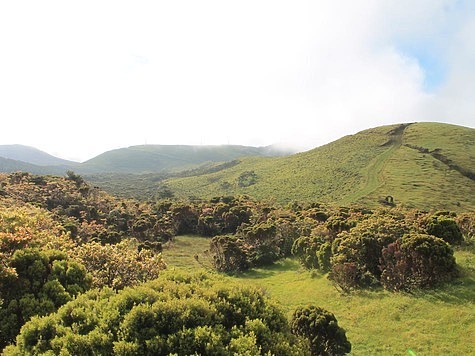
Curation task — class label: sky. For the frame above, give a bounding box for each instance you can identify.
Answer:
[0,1,474,162]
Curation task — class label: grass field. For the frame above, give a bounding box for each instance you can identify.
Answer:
[162,235,475,355]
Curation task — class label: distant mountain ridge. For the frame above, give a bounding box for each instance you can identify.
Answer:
[0,143,296,175]
[0,145,77,166]
[80,144,294,173]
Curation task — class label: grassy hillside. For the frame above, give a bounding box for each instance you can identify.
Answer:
[165,122,475,212]
[81,144,294,173]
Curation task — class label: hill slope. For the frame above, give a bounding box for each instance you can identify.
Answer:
[0,157,72,176]
[165,122,475,211]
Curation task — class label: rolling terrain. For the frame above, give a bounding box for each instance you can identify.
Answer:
[80,144,293,173]
[0,144,293,175]
[165,122,475,211]
[1,122,473,211]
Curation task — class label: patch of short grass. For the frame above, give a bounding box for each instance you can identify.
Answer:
[238,257,474,355]
[161,235,212,269]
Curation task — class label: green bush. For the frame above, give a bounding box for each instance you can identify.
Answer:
[329,212,409,285]
[426,215,464,245]
[292,236,324,270]
[290,305,351,355]
[209,235,249,273]
[380,233,458,291]
[0,248,91,348]
[5,271,303,355]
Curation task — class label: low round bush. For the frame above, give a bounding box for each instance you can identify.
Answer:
[380,233,457,291]
[5,271,303,355]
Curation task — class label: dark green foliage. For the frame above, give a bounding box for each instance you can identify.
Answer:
[237,170,258,187]
[316,242,332,272]
[196,214,220,237]
[330,211,410,284]
[170,203,199,234]
[209,235,249,273]
[291,305,351,356]
[6,271,302,355]
[0,248,91,348]
[209,214,305,273]
[380,233,458,291]
[223,205,252,233]
[325,215,355,237]
[292,236,324,270]
[239,222,280,266]
[426,215,464,245]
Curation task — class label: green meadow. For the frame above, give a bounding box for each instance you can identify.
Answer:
[162,235,475,355]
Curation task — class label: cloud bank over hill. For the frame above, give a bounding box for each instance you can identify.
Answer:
[0,1,473,161]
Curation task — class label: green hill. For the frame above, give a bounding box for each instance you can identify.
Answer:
[165,122,475,211]
[80,144,293,173]
[0,156,72,176]
[0,144,294,176]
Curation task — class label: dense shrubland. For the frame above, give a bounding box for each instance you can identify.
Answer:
[0,173,167,349]
[4,271,354,356]
[5,272,300,355]
[0,171,473,353]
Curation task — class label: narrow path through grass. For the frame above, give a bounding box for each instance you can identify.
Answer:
[343,124,410,205]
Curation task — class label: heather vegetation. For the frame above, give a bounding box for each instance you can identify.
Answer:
[0,163,473,353]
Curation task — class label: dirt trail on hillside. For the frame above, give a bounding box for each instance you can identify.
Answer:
[344,123,412,203]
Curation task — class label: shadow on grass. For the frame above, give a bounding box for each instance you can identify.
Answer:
[238,258,306,279]
[407,267,475,305]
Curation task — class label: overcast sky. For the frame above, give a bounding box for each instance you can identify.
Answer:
[1,1,474,162]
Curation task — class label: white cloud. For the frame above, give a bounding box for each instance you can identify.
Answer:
[0,1,473,161]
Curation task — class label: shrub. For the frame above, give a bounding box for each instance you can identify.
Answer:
[380,233,458,291]
[426,215,464,245]
[239,222,280,267]
[329,212,408,284]
[456,212,475,241]
[209,235,249,273]
[0,248,91,348]
[290,305,351,355]
[5,271,303,355]
[73,239,165,290]
[328,262,361,294]
[292,236,324,270]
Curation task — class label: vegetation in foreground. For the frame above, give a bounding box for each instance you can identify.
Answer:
[163,236,475,355]
[1,171,473,354]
